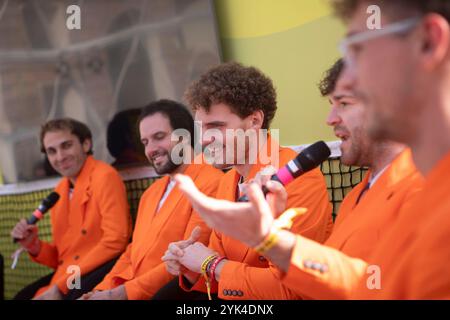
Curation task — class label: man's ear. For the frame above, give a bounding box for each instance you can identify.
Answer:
[82,139,92,154]
[420,14,450,71]
[249,110,264,129]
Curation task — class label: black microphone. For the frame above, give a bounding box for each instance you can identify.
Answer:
[13,192,60,243]
[238,141,331,202]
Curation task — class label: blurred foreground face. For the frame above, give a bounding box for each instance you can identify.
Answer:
[326,74,371,166]
[139,112,181,175]
[43,129,90,180]
[343,3,423,144]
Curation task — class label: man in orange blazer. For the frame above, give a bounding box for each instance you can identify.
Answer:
[80,99,223,300]
[11,118,132,300]
[330,0,450,299]
[160,62,333,300]
[171,59,424,299]
[174,0,450,300]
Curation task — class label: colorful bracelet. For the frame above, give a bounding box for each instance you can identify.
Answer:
[209,256,226,282]
[200,254,218,300]
[201,254,218,274]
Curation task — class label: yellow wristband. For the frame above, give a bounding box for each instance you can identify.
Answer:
[201,254,217,274]
[253,208,307,254]
[254,226,282,254]
[201,254,217,301]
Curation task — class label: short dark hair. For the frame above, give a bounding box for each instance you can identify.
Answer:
[184,62,277,129]
[40,118,93,154]
[331,0,450,22]
[138,99,195,148]
[318,59,345,97]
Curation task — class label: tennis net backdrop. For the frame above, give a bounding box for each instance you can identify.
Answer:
[0,141,367,299]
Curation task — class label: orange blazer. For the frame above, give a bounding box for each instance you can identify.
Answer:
[280,149,425,299]
[353,151,450,299]
[184,136,333,300]
[31,156,132,297]
[95,163,223,300]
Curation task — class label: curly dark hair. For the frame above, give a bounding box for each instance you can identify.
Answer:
[331,0,450,22]
[184,62,277,129]
[318,59,344,97]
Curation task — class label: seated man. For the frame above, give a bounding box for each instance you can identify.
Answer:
[171,58,424,299]
[159,62,333,300]
[81,99,223,300]
[11,118,132,300]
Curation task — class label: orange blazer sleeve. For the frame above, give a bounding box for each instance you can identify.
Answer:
[55,170,131,293]
[281,235,368,300]
[30,240,59,269]
[95,242,133,291]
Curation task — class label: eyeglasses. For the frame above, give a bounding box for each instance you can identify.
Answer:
[339,17,421,69]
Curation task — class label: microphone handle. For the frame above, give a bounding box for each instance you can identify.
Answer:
[237,175,283,202]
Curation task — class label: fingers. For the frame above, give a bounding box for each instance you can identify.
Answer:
[247,183,275,218]
[174,174,211,212]
[174,174,224,228]
[79,292,93,300]
[265,181,287,200]
[186,226,201,244]
[162,250,182,262]
[165,260,183,276]
[174,174,200,197]
[167,242,184,257]
[265,180,288,215]
[11,219,28,239]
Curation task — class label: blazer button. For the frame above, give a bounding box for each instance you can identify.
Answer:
[227,290,232,296]
[81,229,87,235]
[237,290,243,297]
[258,256,267,262]
[74,255,79,260]
[223,289,228,296]
[312,262,322,271]
[303,260,314,269]
[320,264,329,273]
[232,290,237,296]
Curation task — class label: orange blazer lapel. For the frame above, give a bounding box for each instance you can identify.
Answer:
[131,176,169,267]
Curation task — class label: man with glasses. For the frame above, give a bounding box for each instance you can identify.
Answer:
[331,0,450,299]
[168,1,450,299]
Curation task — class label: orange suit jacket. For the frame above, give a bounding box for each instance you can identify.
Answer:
[95,163,223,299]
[185,136,333,299]
[353,151,450,299]
[280,149,425,299]
[31,156,132,296]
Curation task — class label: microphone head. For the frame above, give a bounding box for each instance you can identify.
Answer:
[40,192,60,212]
[294,141,331,175]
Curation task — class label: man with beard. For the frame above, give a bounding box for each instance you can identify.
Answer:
[329,0,450,299]
[158,62,333,300]
[173,0,450,299]
[170,59,424,299]
[80,99,223,300]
